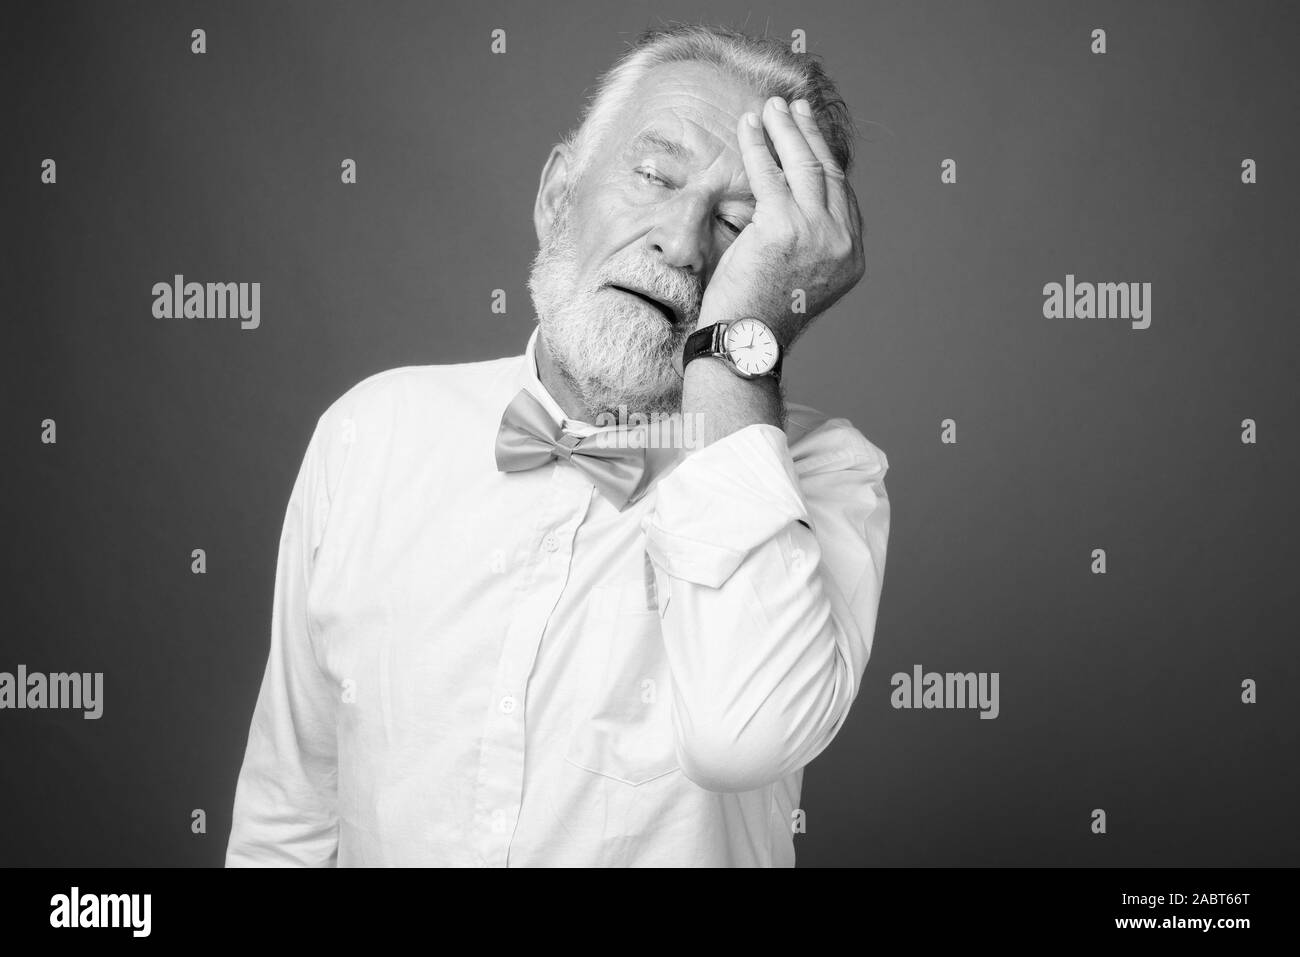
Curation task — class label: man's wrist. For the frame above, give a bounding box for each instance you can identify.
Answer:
[680,353,786,448]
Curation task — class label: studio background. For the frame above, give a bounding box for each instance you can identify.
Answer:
[4,0,1297,866]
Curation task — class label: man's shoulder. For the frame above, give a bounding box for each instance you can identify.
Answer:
[784,400,890,480]
[315,353,520,430]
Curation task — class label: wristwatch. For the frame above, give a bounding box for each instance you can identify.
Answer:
[680,318,783,382]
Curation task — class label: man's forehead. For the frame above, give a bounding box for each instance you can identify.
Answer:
[611,61,765,157]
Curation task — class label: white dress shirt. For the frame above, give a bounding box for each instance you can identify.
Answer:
[226,326,891,867]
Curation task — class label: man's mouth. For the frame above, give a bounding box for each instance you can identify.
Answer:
[606,284,682,326]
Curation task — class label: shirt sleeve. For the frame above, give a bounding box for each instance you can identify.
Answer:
[641,420,890,793]
[226,415,341,866]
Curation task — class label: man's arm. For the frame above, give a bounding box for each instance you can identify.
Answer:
[643,90,885,791]
[226,418,341,866]
[681,351,786,441]
[641,414,890,792]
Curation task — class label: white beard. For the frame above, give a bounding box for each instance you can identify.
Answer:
[527,190,700,421]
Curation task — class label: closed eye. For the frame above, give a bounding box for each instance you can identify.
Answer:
[633,165,745,235]
[635,167,669,188]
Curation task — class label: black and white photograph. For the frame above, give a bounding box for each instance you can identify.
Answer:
[3,0,1296,938]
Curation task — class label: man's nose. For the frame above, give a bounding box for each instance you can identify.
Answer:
[644,196,712,276]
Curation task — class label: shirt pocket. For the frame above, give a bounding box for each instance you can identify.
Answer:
[564,579,680,786]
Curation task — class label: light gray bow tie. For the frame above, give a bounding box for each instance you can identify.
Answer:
[495,388,648,511]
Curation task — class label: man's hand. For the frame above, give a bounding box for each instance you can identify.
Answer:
[697,96,865,348]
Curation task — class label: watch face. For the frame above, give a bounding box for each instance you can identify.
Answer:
[724,318,779,376]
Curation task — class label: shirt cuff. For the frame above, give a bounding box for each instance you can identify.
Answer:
[641,423,809,589]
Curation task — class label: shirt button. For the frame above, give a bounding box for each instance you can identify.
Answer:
[542,533,558,552]
[499,695,517,715]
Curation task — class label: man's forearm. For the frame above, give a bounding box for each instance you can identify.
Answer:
[680,352,786,447]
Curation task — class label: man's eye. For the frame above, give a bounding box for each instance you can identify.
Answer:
[718,216,744,236]
[635,168,669,187]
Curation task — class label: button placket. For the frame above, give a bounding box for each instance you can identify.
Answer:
[471,476,592,867]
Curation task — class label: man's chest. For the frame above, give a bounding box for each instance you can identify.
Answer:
[301,456,678,783]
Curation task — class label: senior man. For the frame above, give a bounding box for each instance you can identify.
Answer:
[227,22,890,868]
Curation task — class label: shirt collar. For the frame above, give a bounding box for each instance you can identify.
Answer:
[513,325,687,488]
[519,325,603,437]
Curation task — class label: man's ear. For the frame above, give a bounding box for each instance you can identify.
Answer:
[534,143,573,243]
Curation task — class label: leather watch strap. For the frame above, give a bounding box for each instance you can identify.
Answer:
[682,322,724,369]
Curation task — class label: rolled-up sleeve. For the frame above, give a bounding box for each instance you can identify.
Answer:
[226,415,341,866]
[641,419,890,793]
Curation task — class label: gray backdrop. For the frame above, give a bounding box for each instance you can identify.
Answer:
[4,0,1297,866]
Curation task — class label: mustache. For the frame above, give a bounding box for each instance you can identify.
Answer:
[596,260,702,328]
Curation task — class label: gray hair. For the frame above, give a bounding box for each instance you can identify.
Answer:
[562,22,857,182]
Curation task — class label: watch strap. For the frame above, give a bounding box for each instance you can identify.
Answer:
[682,322,725,369]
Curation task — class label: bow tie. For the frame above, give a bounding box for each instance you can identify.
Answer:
[495,388,649,511]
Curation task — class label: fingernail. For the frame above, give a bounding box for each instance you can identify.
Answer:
[744,112,761,128]
[770,97,789,113]
[792,99,811,116]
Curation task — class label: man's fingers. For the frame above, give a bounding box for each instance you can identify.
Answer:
[788,99,839,170]
[737,109,790,207]
[789,99,850,212]
[759,97,827,208]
